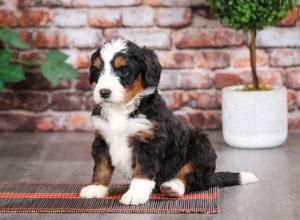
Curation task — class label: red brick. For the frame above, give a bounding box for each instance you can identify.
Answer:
[20,51,46,62]
[0,10,17,27]
[161,90,189,110]
[0,92,15,110]
[287,68,300,89]
[13,92,49,112]
[195,51,230,69]
[256,28,300,47]
[288,90,296,112]
[19,10,50,27]
[36,112,92,131]
[231,69,280,88]
[156,8,191,27]
[256,69,285,86]
[188,91,220,109]
[175,28,245,48]
[231,49,268,68]
[157,51,194,69]
[73,0,141,7]
[0,92,49,112]
[35,30,68,48]
[0,113,36,132]
[53,10,86,27]
[75,72,92,90]
[288,113,300,130]
[144,0,207,7]
[17,0,72,7]
[17,0,36,7]
[297,92,300,108]
[75,53,90,69]
[88,9,121,28]
[215,71,242,89]
[42,0,73,7]
[278,7,298,26]
[160,70,213,90]
[105,28,171,49]
[215,69,285,89]
[18,31,34,46]
[65,50,89,69]
[51,91,87,111]
[175,109,221,130]
[174,111,189,124]
[84,92,94,110]
[122,7,154,27]
[65,29,102,48]
[270,49,300,67]
[159,70,179,90]
[180,70,213,89]
[191,9,222,28]
[10,72,71,90]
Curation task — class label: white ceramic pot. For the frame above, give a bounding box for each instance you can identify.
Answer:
[222,85,287,149]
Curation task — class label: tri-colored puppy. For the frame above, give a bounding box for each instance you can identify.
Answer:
[80,39,258,205]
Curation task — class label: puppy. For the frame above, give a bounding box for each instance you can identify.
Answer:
[80,39,258,205]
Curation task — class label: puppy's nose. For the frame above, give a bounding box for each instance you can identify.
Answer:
[100,89,111,99]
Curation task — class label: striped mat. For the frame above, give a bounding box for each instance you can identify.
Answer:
[0,182,219,214]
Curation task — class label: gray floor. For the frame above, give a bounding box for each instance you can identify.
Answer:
[0,131,299,220]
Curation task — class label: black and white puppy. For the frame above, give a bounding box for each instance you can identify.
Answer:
[80,39,258,205]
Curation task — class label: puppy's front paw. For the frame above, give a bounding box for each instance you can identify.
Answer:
[120,189,150,205]
[79,185,108,198]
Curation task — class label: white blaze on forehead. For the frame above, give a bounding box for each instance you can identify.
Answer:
[93,39,128,104]
[100,38,128,73]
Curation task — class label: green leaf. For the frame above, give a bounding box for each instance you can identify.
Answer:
[46,50,68,62]
[0,81,4,92]
[0,27,30,50]
[41,50,78,86]
[0,48,25,90]
[0,64,25,82]
[0,49,12,63]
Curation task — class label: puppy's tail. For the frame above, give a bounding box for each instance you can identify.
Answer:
[211,172,259,187]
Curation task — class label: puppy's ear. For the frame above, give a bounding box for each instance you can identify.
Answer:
[142,47,162,88]
[89,48,101,84]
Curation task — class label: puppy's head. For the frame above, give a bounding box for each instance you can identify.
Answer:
[89,39,161,105]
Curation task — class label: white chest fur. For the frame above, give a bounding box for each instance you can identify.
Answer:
[92,105,152,179]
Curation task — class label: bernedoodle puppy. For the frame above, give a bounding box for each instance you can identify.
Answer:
[80,39,258,205]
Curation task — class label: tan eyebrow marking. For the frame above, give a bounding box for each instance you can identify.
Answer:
[114,55,127,69]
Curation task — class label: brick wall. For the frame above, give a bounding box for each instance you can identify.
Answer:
[0,0,300,133]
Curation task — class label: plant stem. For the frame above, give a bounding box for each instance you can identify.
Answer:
[10,58,41,66]
[250,30,259,90]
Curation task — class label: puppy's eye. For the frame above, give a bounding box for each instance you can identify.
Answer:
[118,67,129,76]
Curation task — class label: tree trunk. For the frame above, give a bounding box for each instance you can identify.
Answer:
[250,30,259,90]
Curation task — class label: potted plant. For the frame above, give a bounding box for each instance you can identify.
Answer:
[207,0,295,148]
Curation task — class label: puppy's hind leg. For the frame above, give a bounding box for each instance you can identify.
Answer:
[160,162,193,198]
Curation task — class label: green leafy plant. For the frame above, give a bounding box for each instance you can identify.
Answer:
[0,27,78,91]
[208,0,294,90]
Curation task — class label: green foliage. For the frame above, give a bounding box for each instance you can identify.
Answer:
[0,49,24,91]
[0,27,78,92]
[207,0,294,31]
[42,50,77,85]
[0,27,30,50]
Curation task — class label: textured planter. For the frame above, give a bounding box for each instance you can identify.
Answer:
[222,85,287,149]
